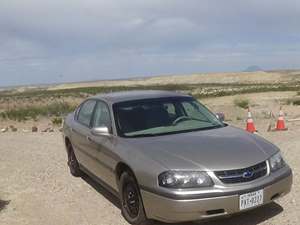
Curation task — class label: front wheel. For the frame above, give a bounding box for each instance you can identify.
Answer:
[119,172,149,225]
[66,142,82,177]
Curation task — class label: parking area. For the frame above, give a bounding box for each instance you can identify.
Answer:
[0,126,299,225]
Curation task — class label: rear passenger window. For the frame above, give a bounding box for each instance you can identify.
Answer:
[77,100,96,127]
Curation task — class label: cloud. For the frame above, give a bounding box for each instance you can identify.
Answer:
[0,0,300,86]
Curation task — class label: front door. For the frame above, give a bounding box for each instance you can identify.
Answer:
[88,101,118,189]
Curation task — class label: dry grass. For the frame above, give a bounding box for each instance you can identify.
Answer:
[285,98,300,106]
[1,70,300,122]
[234,98,250,109]
[0,102,76,121]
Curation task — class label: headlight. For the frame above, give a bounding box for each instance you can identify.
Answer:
[269,152,285,172]
[158,171,214,188]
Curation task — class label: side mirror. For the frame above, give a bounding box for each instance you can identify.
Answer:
[215,112,225,122]
[91,126,111,136]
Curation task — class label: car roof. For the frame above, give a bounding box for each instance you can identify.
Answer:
[91,90,190,104]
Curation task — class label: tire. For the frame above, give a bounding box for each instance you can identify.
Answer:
[119,171,149,225]
[66,142,82,177]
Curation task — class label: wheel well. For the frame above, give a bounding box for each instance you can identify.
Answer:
[65,137,71,150]
[115,162,135,180]
[115,162,146,216]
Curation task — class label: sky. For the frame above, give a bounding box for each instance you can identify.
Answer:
[0,0,300,87]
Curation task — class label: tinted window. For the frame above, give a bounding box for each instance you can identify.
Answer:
[113,97,224,138]
[182,101,209,122]
[164,103,176,116]
[92,101,111,128]
[77,100,96,127]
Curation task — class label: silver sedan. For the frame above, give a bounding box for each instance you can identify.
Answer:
[63,90,292,224]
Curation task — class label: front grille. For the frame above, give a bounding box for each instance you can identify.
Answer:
[214,161,267,184]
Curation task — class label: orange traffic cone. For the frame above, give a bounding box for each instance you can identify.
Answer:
[246,108,257,133]
[276,107,288,131]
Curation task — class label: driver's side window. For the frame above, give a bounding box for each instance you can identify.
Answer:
[182,101,207,121]
[92,101,112,129]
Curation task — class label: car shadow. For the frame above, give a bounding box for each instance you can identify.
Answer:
[81,174,121,209]
[81,174,283,225]
[152,202,283,225]
[0,199,10,212]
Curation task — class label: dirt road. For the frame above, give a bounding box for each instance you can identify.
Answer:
[0,126,299,225]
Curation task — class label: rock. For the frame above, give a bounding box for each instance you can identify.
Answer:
[9,125,17,132]
[11,127,18,132]
[41,127,50,132]
[41,127,54,132]
[32,126,38,132]
[0,127,8,133]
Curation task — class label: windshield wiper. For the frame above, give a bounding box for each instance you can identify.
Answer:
[126,133,159,138]
[124,124,225,138]
[197,124,224,130]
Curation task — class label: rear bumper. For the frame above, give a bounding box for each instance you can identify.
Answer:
[141,168,292,223]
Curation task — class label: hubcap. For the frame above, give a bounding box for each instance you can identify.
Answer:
[123,182,139,218]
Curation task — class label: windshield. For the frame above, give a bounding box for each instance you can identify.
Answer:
[113,96,225,138]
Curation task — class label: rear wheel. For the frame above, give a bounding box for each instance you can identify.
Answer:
[119,171,149,225]
[66,141,82,177]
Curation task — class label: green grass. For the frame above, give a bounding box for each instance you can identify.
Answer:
[0,102,76,121]
[234,98,249,109]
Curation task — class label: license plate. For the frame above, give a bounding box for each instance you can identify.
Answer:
[239,189,264,210]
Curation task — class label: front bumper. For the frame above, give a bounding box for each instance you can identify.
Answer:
[141,167,292,223]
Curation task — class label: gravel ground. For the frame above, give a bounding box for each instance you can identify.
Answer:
[0,125,299,225]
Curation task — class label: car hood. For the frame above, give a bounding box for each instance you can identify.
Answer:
[123,126,279,171]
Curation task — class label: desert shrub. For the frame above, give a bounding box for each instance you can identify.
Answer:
[234,98,249,109]
[1,102,76,121]
[285,99,293,105]
[1,82,300,101]
[0,112,7,119]
[51,117,63,126]
[294,99,300,105]
[285,98,300,106]
[0,199,10,212]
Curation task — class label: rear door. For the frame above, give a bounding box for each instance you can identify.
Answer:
[71,99,97,171]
